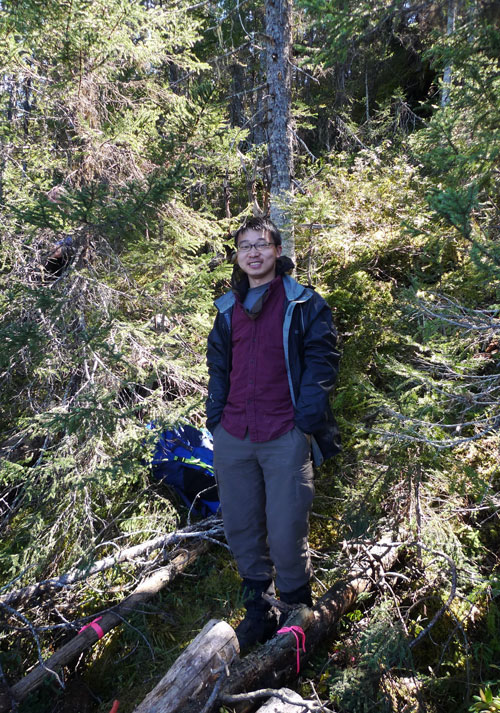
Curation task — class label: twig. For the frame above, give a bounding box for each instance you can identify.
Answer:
[113,612,155,661]
[413,459,423,565]
[433,601,471,701]
[0,603,65,690]
[287,58,320,84]
[199,652,236,713]
[307,679,334,713]
[380,577,409,637]
[187,489,220,525]
[407,549,457,650]
[329,115,371,153]
[292,130,317,162]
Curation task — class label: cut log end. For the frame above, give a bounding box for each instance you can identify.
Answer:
[133,619,239,713]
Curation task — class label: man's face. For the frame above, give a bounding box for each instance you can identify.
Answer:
[236,228,282,287]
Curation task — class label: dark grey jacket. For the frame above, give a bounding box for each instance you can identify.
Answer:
[206,273,341,464]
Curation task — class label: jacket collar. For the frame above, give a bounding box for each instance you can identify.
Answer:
[214,274,312,313]
[282,274,310,302]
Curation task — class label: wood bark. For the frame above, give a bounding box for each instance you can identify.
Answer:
[0,541,209,713]
[265,0,294,259]
[183,536,400,713]
[133,620,239,713]
[230,62,246,130]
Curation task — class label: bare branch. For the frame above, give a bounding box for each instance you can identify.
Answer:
[0,517,224,609]
[221,688,333,712]
[0,602,65,691]
[0,541,210,712]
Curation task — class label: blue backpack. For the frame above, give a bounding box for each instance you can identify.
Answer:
[149,424,219,516]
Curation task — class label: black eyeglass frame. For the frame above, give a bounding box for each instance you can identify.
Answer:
[237,240,276,252]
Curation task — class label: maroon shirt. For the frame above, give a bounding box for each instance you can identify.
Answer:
[221,276,295,442]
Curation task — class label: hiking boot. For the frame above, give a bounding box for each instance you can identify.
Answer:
[278,581,313,627]
[280,581,313,607]
[235,609,279,654]
[235,577,279,654]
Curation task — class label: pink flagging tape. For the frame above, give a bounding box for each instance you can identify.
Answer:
[277,625,306,673]
[78,616,104,639]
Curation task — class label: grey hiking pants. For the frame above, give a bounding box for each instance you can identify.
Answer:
[213,424,314,593]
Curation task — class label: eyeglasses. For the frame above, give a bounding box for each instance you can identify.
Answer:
[237,240,275,252]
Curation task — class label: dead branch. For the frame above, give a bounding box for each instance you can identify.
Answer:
[412,294,500,332]
[0,517,224,609]
[0,602,64,690]
[0,540,209,713]
[406,544,457,651]
[371,416,500,450]
[221,687,332,712]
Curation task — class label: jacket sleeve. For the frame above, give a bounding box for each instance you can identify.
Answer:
[206,311,230,433]
[293,297,340,435]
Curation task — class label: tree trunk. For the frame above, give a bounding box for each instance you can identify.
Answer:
[441,0,456,107]
[133,620,239,713]
[265,0,294,259]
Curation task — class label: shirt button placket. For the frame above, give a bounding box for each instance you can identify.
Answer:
[247,321,257,439]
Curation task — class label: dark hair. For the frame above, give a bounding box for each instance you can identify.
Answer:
[234,216,282,247]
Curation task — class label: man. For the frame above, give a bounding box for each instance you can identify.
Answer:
[206,216,340,652]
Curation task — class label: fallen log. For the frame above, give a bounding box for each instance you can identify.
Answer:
[184,536,401,713]
[1,517,223,609]
[0,540,209,713]
[133,619,238,713]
